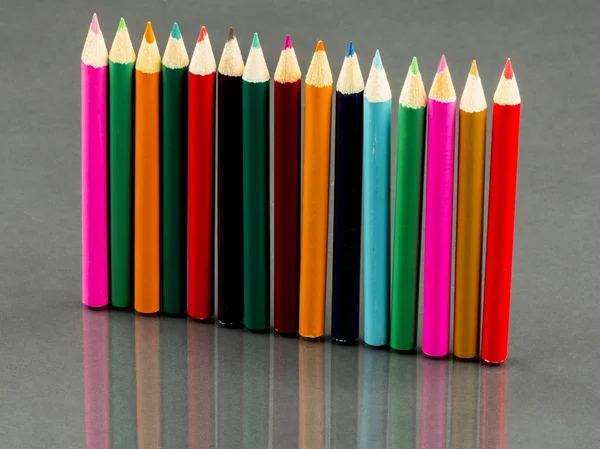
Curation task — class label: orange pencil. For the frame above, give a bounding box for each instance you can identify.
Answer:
[134,22,161,314]
[298,41,333,339]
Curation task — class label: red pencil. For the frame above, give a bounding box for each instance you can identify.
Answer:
[481,59,521,364]
[188,26,216,320]
[273,35,302,334]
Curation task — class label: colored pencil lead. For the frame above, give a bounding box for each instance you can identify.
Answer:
[117,17,126,32]
[283,34,293,50]
[437,54,448,72]
[198,26,207,43]
[503,58,514,79]
[171,22,181,40]
[251,32,261,49]
[144,22,155,44]
[227,27,235,41]
[91,13,101,34]
[410,56,419,75]
[469,59,479,77]
[346,41,355,57]
[316,40,325,52]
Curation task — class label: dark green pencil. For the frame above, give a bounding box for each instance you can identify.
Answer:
[242,33,270,331]
[161,23,189,315]
[108,18,136,308]
[390,58,427,350]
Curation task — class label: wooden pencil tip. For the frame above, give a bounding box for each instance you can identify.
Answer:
[315,40,325,52]
[437,54,447,73]
[198,26,207,43]
[90,13,101,34]
[283,34,293,50]
[144,22,155,44]
[227,27,236,42]
[469,60,479,77]
[503,58,514,79]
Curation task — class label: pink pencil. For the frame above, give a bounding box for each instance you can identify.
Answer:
[82,308,110,448]
[423,56,456,357]
[81,13,108,307]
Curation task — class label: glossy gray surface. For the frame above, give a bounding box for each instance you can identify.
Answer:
[2,0,600,447]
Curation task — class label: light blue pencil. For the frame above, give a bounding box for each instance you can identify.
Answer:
[363,50,392,347]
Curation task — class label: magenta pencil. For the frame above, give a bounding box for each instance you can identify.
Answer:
[423,56,456,357]
[82,308,110,448]
[81,13,109,308]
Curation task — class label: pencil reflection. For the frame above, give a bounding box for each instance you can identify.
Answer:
[135,314,160,449]
[216,326,244,448]
[359,348,389,449]
[187,321,215,449]
[161,317,188,447]
[110,312,137,448]
[299,341,325,449]
[480,365,507,449]
[83,308,111,449]
[330,345,359,449]
[420,359,448,449]
[388,353,417,448]
[450,362,479,449]
[273,336,299,448]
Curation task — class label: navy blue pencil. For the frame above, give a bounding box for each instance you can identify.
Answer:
[331,42,365,344]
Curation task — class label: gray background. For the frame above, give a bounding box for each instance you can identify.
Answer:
[1,0,599,447]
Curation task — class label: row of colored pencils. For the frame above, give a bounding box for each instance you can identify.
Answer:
[81,15,521,363]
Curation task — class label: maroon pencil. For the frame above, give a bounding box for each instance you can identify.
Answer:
[273,35,302,334]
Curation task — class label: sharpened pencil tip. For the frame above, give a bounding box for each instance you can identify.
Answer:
[144,22,155,44]
[373,49,383,69]
[503,58,514,79]
[227,27,235,41]
[91,13,100,34]
[410,56,419,75]
[315,40,324,52]
[117,17,126,32]
[469,60,479,77]
[437,55,448,73]
[171,22,181,39]
[283,34,293,50]
[346,41,355,58]
[198,26,207,43]
[252,32,261,49]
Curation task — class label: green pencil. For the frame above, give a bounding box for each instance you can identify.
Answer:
[161,23,189,315]
[390,58,427,351]
[242,33,270,331]
[108,18,136,308]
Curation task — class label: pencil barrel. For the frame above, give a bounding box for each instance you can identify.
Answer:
[298,84,333,339]
[134,70,161,314]
[109,61,135,309]
[188,72,216,320]
[454,108,487,358]
[81,62,108,308]
[161,65,188,315]
[363,98,392,347]
[242,79,270,331]
[390,104,426,351]
[273,80,301,335]
[423,99,456,356]
[217,73,244,325]
[331,91,363,344]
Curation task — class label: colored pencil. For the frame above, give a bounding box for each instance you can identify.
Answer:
[134,22,161,314]
[454,61,487,359]
[422,56,456,357]
[420,358,448,449]
[481,59,521,364]
[273,35,302,335]
[390,57,427,351]
[331,42,364,344]
[299,341,325,449]
[81,13,108,308]
[217,28,245,326]
[108,18,135,309]
[242,33,270,331]
[188,26,216,321]
[298,41,333,339]
[480,366,507,447]
[363,50,392,347]
[134,315,161,447]
[360,350,389,449]
[82,308,110,449]
[161,23,189,315]
[187,321,215,449]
